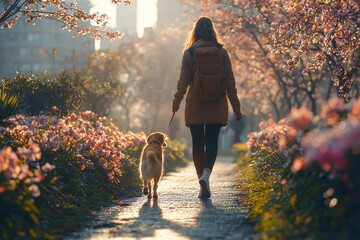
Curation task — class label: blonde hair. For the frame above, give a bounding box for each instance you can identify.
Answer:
[184,16,224,52]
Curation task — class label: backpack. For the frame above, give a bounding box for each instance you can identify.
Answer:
[188,45,226,101]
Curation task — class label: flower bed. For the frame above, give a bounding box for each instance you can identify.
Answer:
[235,98,360,239]
[0,112,188,239]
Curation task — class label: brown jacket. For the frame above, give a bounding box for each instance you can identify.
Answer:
[172,39,241,127]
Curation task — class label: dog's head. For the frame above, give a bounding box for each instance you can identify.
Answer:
[146,132,167,148]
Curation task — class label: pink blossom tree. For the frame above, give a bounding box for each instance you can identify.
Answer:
[0,0,132,40]
[271,0,360,101]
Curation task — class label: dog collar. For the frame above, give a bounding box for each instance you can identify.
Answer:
[148,141,161,145]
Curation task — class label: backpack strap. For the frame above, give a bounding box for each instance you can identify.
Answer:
[187,47,196,83]
[188,46,195,57]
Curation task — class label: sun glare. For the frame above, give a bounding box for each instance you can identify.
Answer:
[91,0,158,39]
[137,0,158,37]
[90,0,117,29]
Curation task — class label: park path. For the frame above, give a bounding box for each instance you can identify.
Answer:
[66,156,252,240]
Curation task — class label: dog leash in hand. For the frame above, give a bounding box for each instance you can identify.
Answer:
[167,112,176,132]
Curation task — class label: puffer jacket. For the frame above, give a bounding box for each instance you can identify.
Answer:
[172,39,241,127]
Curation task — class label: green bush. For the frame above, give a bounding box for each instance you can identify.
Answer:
[0,84,23,124]
[164,139,189,174]
[2,71,84,116]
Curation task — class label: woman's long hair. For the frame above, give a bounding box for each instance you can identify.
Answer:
[184,16,224,52]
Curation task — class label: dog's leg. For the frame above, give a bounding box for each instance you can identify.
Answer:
[143,180,148,195]
[147,180,152,199]
[153,176,160,198]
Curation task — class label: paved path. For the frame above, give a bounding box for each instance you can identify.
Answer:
[66,156,252,240]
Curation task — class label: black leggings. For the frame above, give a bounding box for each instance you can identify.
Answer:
[190,124,222,175]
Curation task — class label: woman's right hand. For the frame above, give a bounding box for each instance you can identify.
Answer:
[172,102,179,113]
[236,112,242,121]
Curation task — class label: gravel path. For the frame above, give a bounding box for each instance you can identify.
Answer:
[66,156,252,240]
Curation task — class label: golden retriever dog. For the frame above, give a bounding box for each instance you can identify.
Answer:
[139,132,167,198]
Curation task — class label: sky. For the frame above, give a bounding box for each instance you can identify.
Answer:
[90,0,158,38]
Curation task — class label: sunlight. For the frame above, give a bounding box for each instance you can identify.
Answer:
[94,39,101,50]
[137,0,158,37]
[90,0,158,45]
[151,229,189,239]
[90,0,158,37]
[90,0,117,29]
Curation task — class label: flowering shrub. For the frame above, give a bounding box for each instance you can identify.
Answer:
[0,111,188,239]
[237,97,360,239]
[0,144,55,239]
[1,111,146,183]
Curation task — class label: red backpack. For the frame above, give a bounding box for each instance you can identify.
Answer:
[189,45,226,101]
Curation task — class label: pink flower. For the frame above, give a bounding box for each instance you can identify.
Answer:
[49,116,58,125]
[18,164,30,180]
[28,184,41,198]
[42,163,56,172]
[286,107,313,130]
[1,111,149,184]
[0,147,20,180]
[278,118,286,125]
[301,120,360,173]
[259,119,276,130]
[351,97,360,120]
[286,127,298,141]
[291,156,305,173]
[320,98,346,126]
[317,149,347,172]
[30,143,41,156]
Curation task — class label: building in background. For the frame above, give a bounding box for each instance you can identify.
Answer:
[0,0,94,78]
[99,1,138,49]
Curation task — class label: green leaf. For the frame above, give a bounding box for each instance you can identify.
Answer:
[50,177,59,184]
[290,193,297,208]
[30,213,40,225]
[29,228,37,238]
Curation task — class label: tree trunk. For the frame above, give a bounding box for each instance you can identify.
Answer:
[325,80,333,100]
[307,92,317,114]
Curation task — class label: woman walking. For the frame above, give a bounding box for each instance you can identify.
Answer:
[172,17,242,199]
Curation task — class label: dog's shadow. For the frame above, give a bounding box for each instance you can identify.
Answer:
[138,198,163,226]
[113,196,241,239]
[114,198,178,238]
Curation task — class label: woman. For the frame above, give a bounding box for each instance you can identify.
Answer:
[172,17,242,199]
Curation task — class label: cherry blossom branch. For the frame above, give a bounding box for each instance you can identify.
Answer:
[1,0,132,40]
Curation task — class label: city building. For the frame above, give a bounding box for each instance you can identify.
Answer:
[0,0,94,78]
[98,2,137,50]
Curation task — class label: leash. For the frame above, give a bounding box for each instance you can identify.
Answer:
[167,112,176,132]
